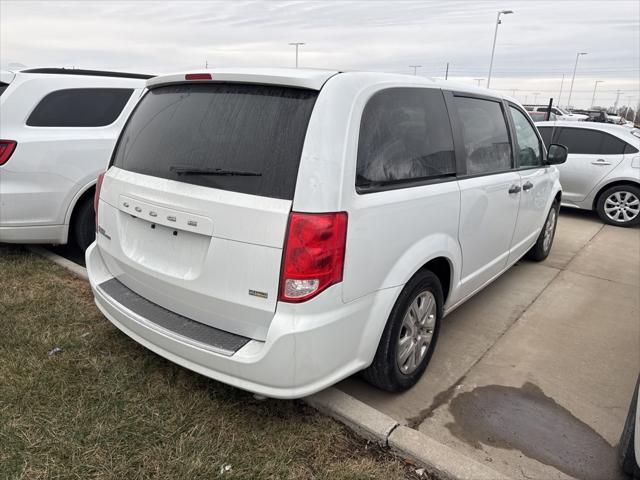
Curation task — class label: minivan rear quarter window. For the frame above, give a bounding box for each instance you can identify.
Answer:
[356,88,455,189]
[112,83,318,200]
[27,88,133,127]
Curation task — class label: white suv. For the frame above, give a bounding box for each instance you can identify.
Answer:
[0,68,150,249]
[87,69,567,398]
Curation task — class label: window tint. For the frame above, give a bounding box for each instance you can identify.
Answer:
[555,128,601,154]
[600,133,627,155]
[0,82,8,96]
[453,96,512,175]
[112,83,317,200]
[509,107,543,167]
[624,143,639,154]
[555,128,627,155]
[538,126,554,149]
[27,88,133,127]
[356,88,455,187]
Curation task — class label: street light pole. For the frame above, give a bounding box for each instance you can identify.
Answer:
[567,52,587,110]
[590,80,604,108]
[487,9,513,89]
[288,42,305,68]
[558,73,565,107]
[474,78,485,87]
[409,65,422,75]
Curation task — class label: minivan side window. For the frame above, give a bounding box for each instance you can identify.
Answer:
[453,96,512,175]
[509,106,543,167]
[26,88,134,127]
[356,88,455,188]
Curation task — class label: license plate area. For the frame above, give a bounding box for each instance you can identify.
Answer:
[118,211,210,280]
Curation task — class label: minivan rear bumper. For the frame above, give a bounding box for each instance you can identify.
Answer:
[86,242,400,399]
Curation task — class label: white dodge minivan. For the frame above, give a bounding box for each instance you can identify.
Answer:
[87,68,567,398]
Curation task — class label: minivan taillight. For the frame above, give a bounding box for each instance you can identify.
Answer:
[279,212,348,303]
[0,140,17,166]
[94,171,106,232]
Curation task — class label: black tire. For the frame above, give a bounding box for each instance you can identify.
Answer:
[596,184,640,227]
[362,270,442,392]
[620,375,640,477]
[73,197,96,251]
[526,201,559,262]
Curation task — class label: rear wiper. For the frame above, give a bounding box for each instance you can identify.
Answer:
[169,166,262,177]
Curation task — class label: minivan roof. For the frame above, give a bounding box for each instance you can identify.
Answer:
[147,67,340,91]
[147,68,510,101]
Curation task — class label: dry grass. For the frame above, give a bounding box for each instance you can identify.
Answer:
[0,246,416,480]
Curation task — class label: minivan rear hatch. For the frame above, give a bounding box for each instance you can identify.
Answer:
[96,78,321,341]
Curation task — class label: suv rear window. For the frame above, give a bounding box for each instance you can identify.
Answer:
[26,88,133,127]
[112,83,318,200]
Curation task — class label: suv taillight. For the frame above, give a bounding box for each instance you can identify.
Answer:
[94,171,106,232]
[279,212,348,303]
[0,140,17,166]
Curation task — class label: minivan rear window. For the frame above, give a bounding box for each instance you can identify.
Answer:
[112,83,318,200]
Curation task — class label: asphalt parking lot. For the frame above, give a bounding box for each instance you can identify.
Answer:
[340,209,640,480]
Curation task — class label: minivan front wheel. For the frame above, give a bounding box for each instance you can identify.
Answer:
[526,201,559,262]
[362,270,442,392]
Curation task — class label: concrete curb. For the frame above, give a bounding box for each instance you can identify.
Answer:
[28,246,88,281]
[30,247,511,480]
[306,387,512,480]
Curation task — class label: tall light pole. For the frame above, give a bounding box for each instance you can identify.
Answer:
[409,65,422,75]
[557,73,565,107]
[567,52,587,110]
[487,9,513,88]
[288,42,305,68]
[474,78,485,87]
[590,80,604,108]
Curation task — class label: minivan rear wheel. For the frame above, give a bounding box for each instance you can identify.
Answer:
[362,270,442,392]
[73,197,96,251]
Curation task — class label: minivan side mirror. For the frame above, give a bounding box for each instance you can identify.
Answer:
[546,143,568,165]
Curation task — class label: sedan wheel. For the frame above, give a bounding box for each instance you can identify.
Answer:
[603,191,640,223]
[597,185,640,227]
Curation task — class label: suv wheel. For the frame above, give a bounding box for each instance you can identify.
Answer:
[596,185,640,227]
[362,270,442,392]
[73,197,96,251]
[526,201,559,262]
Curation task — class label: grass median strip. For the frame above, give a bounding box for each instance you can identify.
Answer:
[0,246,417,480]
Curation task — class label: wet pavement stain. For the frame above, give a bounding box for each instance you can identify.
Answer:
[445,382,621,480]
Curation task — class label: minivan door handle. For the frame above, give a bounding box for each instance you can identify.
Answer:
[591,158,612,166]
[522,181,534,191]
[508,184,521,194]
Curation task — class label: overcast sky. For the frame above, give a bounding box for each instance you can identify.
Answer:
[1,0,638,109]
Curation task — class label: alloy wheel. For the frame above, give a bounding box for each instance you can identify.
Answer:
[604,191,640,223]
[543,207,557,253]
[396,291,437,375]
